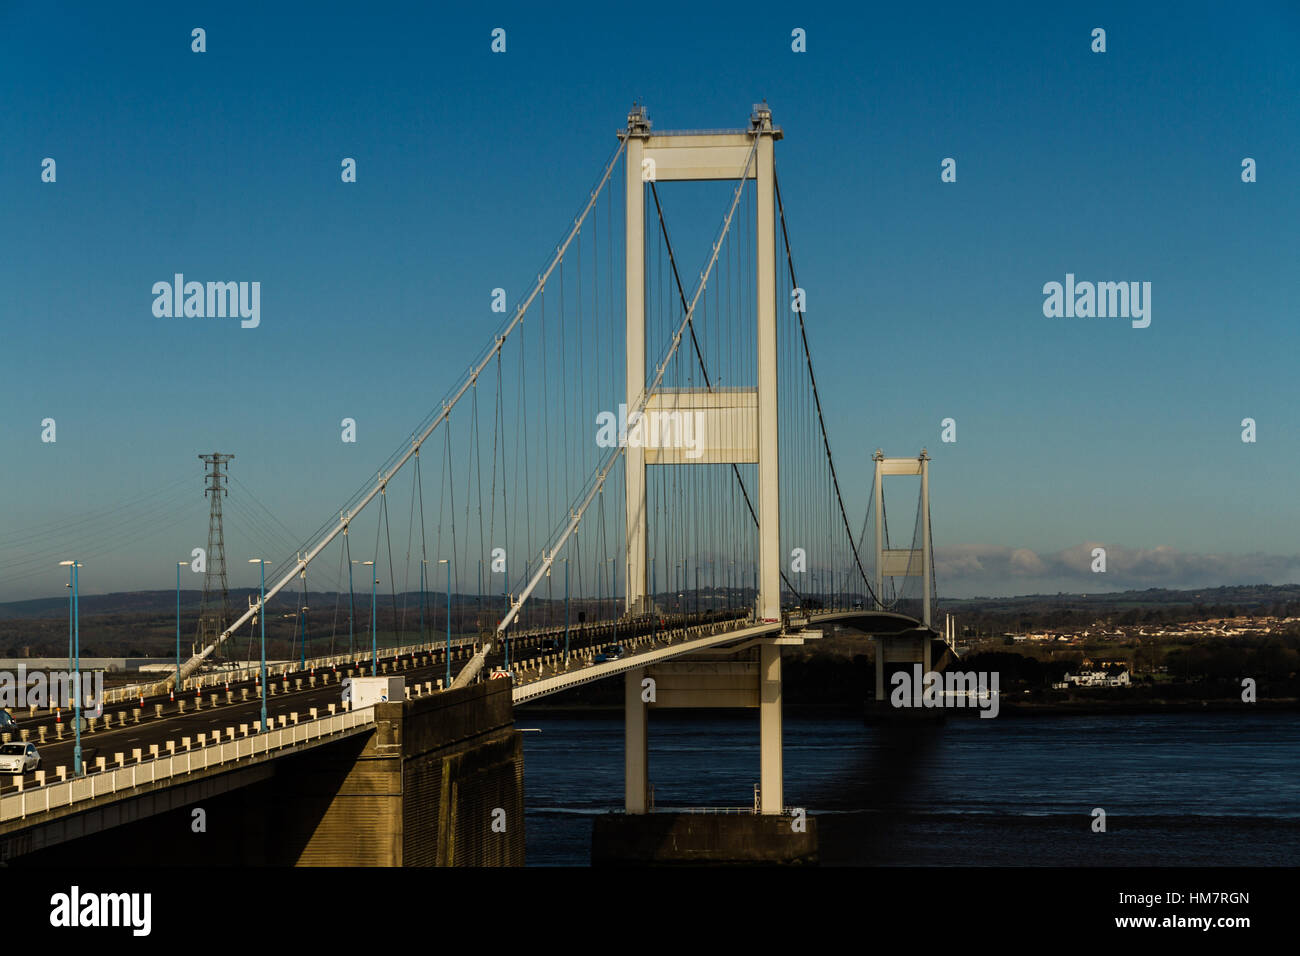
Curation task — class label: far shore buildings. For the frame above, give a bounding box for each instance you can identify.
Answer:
[1053,669,1131,689]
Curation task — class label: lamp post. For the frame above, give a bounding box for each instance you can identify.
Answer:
[439,559,451,687]
[58,561,83,777]
[299,604,308,669]
[419,559,428,642]
[176,561,186,691]
[298,565,308,669]
[248,559,270,733]
[563,557,571,666]
[349,559,362,660]
[363,560,377,673]
[610,557,618,646]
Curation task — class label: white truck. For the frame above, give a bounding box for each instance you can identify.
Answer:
[341,676,405,710]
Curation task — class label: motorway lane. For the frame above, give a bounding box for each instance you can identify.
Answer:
[1,654,459,791]
[1,610,746,793]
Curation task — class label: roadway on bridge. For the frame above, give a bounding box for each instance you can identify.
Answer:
[0,613,698,793]
[2,607,903,799]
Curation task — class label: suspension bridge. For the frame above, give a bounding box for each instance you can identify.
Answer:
[0,104,954,864]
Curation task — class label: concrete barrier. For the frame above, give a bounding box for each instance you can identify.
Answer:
[154,704,163,718]
[37,727,47,744]
[95,757,106,773]
[132,748,142,763]
[182,737,191,751]
[114,752,125,768]
[150,744,159,759]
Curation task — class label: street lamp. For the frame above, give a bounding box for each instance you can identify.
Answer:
[363,560,377,672]
[58,561,83,777]
[439,559,451,686]
[419,558,428,642]
[298,563,308,669]
[350,559,363,660]
[248,559,270,733]
[609,556,618,645]
[176,561,186,692]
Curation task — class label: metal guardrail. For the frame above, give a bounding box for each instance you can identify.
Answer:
[0,706,377,823]
[510,618,778,704]
[99,637,477,704]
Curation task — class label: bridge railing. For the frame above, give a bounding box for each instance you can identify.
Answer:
[0,705,377,824]
[97,636,479,706]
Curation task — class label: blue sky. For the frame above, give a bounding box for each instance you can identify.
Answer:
[1,1,1298,601]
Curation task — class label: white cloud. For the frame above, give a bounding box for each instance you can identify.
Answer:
[935,543,1300,596]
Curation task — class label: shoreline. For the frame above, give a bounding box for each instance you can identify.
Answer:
[515,697,1300,719]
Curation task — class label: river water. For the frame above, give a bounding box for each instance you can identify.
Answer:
[520,711,1299,865]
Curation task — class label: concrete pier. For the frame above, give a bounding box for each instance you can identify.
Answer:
[592,812,817,865]
[2,680,523,866]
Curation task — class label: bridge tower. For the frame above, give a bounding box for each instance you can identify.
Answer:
[620,104,786,814]
[196,452,234,656]
[870,449,938,701]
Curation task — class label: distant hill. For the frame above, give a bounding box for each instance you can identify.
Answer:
[940,583,1300,632]
[944,583,1300,615]
[4,582,1299,621]
[0,589,334,620]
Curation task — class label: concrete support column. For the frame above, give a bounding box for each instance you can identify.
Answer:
[873,452,884,609]
[624,131,648,617]
[625,667,648,813]
[756,129,780,622]
[759,642,782,813]
[921,450,931,629]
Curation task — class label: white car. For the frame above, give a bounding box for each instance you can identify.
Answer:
[0,742,40,775]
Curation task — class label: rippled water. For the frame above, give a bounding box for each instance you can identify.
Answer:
[521,711,1300,865]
